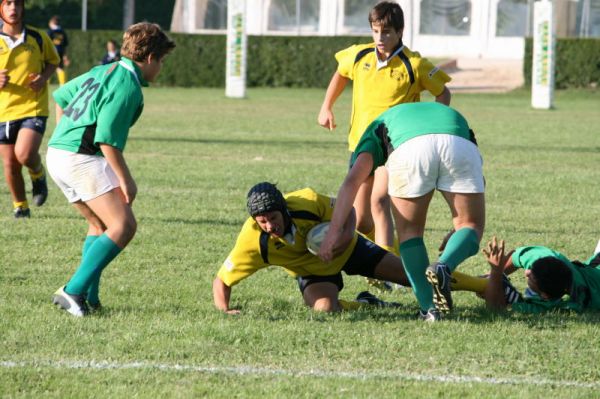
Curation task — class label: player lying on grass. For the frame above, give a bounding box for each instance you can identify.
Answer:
[47,23,175,317]
[213,182,495,320]
[319,102,485,320]
[483,236,600,313]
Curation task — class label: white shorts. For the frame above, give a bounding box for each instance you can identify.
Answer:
[47,147,120,203]
[386,134,484,198]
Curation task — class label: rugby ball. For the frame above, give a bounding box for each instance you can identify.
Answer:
[306,222,330,255]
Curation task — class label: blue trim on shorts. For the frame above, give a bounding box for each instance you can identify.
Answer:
[0,117,47,144]
[296,235,388,294]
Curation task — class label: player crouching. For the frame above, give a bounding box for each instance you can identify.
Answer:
[211,182,436,317]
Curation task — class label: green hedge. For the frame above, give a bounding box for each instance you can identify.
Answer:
[524,37,600,89]
[63,30,370,88]
[62,31,600,89]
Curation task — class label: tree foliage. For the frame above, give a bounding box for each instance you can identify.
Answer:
[24,0,174,30]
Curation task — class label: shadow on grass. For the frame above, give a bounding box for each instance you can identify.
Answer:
[449,304,600,327]
[489,144,600,154]
[140,215,241,227]
[30,212,241,228]
[130,136,343,148]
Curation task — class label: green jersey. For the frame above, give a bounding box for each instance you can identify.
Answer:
[511,246,600,313]
[48,57,147,155]
[351,102,474,172]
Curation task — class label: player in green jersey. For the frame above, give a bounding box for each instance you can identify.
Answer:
[483,237,600,314]
[320,102,485,320]
[47,22,175,317]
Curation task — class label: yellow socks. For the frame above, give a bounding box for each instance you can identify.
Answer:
[13,200,29,210]
[449,271,488,294]
[57,68,67,86]
[28,165,44,180]
[338,299,362,311]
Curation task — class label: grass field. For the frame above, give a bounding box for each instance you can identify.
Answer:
[1,87,600,398]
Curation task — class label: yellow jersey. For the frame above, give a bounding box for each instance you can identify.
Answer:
[0,26,60,122]
[335,43,451,151]
[217,188,359,287]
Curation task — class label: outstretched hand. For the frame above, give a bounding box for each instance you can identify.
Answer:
[482,236,514,272]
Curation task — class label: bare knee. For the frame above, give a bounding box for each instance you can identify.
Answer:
[14,148,36,167]
[87,218,106,236]
[110,216,137,245]
[371,191,390,214]
[311,297,340,312]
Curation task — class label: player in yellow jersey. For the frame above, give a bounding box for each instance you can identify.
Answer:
[0,0,60,217]
[317,1,451,258]
[212,182,421,315]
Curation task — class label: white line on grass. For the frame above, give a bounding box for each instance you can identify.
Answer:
[1,359,598,389]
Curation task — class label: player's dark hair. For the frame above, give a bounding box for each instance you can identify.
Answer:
[531,257,573,300]
[121,22,175,62]
[369,1,404,32]
[246,182,287,218]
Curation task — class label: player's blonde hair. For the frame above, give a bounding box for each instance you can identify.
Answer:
[120,22,175,62]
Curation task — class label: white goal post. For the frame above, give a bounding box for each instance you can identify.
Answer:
[531,0,555,110]
[225,0,247,98]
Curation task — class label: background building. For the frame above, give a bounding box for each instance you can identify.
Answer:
[171,0,600,60]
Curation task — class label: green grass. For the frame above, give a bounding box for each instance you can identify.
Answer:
[1,87,600,398]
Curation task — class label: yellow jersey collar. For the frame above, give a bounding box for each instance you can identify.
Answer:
[118,57,149,87]
[281,223,297,245]
[0,27,25,49]
[376,45,404,70]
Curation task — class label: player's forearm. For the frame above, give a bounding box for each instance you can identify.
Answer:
[484,268,507,310]
[320,72,348,111]
[336,208,356,252]
[330,181,360,237]
[40,62,58,83]
[100,144,133,183]
[213,277,232,311]
[435,86,451,106]
[55,103,64,124]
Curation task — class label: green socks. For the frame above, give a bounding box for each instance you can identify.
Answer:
[65,234,121,297]
[439,227,479,272]
[81,236,101,304]
[399,237,434,311]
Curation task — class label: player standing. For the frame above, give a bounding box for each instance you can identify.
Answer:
[317,1,451,254]
[320,102,485,320]
[47,15,69,86]
[0,0,59,218]
[47,23,175,316]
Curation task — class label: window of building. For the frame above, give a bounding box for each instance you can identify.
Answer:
[342,0,373,34]
[578,0,600,37]
[267,0,319,33]
[419,0,472,36]
[496,0,529,37]
[196,0,228,30]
